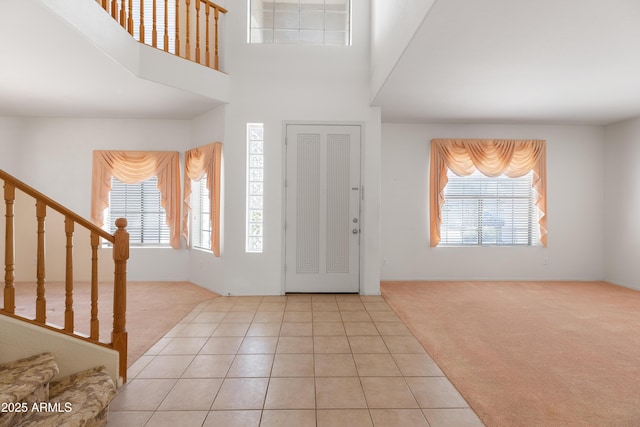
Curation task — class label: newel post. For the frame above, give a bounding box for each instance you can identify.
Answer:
[112,218,129,383]
[3,183,15,314]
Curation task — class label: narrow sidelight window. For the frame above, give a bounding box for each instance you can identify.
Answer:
[246,123,264,253]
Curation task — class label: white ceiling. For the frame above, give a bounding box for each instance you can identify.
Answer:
[0,1,222,119]
[3,1,640,125]
[373,0,640,125]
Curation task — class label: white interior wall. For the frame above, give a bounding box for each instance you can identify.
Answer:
[370,0,437,101]
[219,0,381,295]
[604,117,640,290]
[187,106,226,294]
[39,0,230,105]
[381,123,605,281]
[3,118,192,282]
[0,315,120,384]
[0,117,24,176]
[0,0,382,297]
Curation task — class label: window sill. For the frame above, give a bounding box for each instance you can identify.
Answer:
[101,244,173,249]
[436,245,541,248]
[191,246,213,254]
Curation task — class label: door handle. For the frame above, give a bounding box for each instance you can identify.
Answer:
[352,229,359,234]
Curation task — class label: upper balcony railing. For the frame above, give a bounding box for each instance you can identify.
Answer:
[96,0,227,71]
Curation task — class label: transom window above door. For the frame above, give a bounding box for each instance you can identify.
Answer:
[248,0,351,45]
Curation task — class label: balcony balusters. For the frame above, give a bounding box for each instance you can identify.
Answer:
[96,0,226,71]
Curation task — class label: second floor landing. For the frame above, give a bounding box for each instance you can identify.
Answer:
[0,0,229,120]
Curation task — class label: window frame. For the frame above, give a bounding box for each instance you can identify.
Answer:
[91,150,181,249]
[104,176,172,247]
[182,143,222,256]
[439,169,539,247]
[248,0,352,46]
[429,139,547,248]
[246,123,264,253]
[190,175,212,252]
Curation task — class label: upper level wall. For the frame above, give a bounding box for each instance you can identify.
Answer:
[370,0,437,102]
[0,118,24,176]
[188,106,226,294]
[0,117,193,282]
[219,0,382,295]
[39,0,230,103]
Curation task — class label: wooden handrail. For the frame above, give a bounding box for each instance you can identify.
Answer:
[0,171,114,243]
[0,169,129,383]
[95,0,227,71]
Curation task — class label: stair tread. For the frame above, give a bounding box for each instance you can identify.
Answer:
[0,353,59,405]
[19,366,116,427]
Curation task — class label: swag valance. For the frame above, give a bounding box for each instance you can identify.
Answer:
[182,142,222,256]
[91,150,181,249]
[430,139,547,247]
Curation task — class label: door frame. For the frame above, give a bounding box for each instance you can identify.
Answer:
[281,121,364,294]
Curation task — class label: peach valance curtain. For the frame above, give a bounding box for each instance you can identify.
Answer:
[430,139,547,247]
[91,150,181,249]
[182,142,222,256]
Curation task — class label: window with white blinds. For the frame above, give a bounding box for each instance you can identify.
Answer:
[439,169,539,246]
[105,176,171,246]
[249,0,351,45]
[191,175,212,250]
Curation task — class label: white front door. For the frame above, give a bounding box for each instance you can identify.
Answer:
[285,124,361,293]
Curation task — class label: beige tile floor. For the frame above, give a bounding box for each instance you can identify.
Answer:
[107,294,484,427]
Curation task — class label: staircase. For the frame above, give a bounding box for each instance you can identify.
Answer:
[0,353,116,427]
[0,169,130,385]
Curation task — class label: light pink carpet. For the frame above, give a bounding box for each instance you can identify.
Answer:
[382,281,640,427]
[12,281,219,366]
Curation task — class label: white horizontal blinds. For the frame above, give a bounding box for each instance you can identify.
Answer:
[106,176,171,245]
[131,0,177,53]
[249,0,350,45]
[440,170,538,246]
[191,175,211,250]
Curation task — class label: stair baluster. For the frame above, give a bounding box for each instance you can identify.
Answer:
[164,0,169,52]
[205,2,210,67]
[91,232,100,341]
[139,0,145,43]
[36,200,47,324]
[64,217,75,333]
[119,0,126,28]
[152,0,158,47]
[195,0,201,63]
[3,182,15,314]
[213,3,222,70]
[110,0,117,20]
[175,0,180,56]
[185,0,191,60]
[127,0,134,35]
